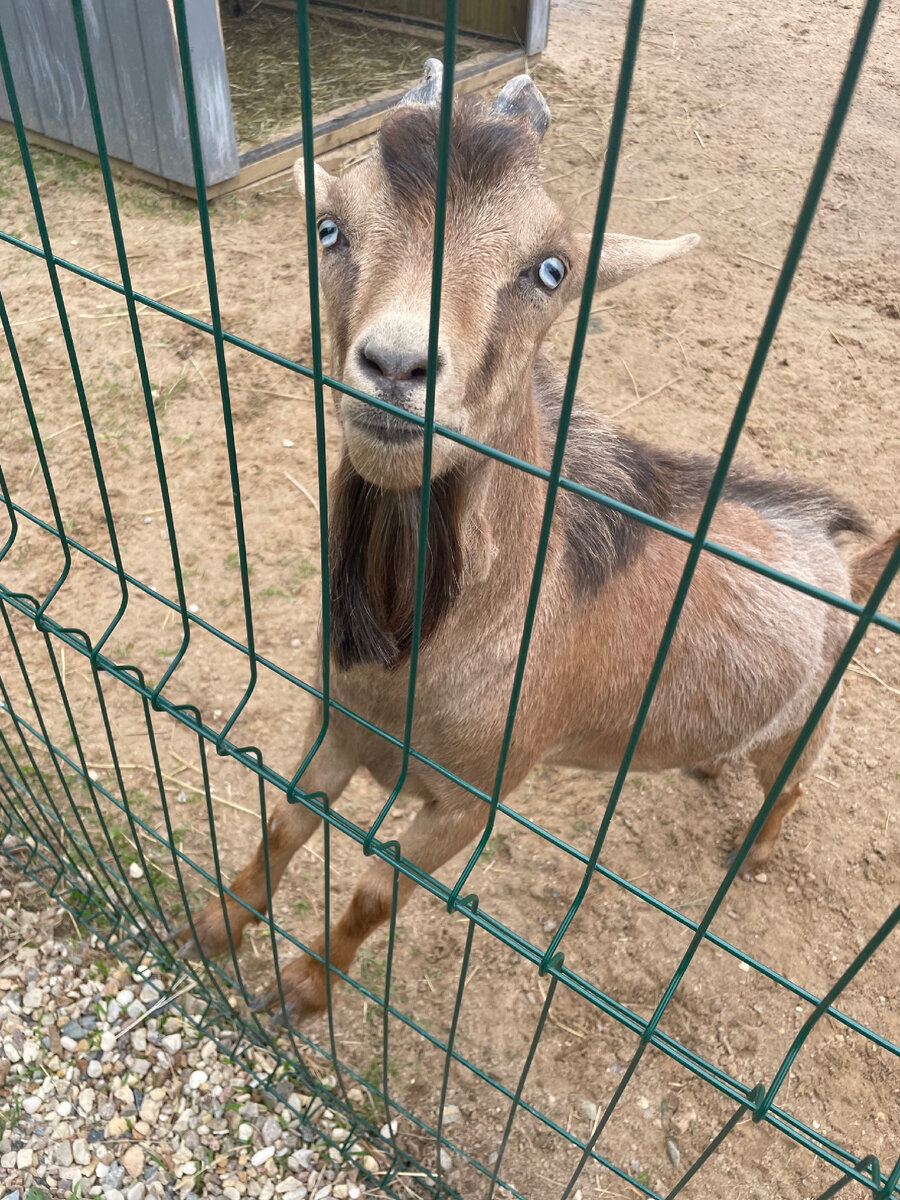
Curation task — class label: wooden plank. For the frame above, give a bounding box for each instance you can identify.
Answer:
[525,0,551,55]
[182,0,240,184]
[36,0,95,152]
[0,0,71,140]
[127,0,238,188]
[133,0,194,185]
[0,1,45,135]
[91,0,157,170]
[79,0,133,163]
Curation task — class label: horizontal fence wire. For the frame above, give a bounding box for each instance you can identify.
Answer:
[0,0,897,1198]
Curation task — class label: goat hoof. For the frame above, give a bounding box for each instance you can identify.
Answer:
[269,1006,297,1031]
[174,937,202,961]
[724,843,770,875]
[250,958,329,1026]
[249,986,279,1013]
[249,986,298,1030]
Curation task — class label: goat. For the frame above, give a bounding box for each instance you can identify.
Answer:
[176,62,898,1025]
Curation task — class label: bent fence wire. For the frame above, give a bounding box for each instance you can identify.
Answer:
[0,1,898,1198]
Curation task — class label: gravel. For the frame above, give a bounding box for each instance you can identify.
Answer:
[0,868,383,1200]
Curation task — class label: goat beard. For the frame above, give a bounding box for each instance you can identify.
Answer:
[328,454,465,671]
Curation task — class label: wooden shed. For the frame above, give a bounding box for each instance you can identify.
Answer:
[0,0,549,197]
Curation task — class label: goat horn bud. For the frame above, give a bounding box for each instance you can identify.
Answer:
[398,57,444,107]
[492,74,550,139]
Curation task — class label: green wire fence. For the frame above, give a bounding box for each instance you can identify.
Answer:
[1,1,898,1198]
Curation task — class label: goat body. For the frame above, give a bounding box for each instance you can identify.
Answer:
[177,65,896,1026]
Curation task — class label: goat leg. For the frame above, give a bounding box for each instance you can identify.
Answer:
[254,789,489,1026]
[173,722,357,960]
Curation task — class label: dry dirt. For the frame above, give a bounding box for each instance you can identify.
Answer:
[1,1,898,1198]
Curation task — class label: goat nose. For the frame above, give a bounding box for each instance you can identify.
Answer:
[360,340,437,384]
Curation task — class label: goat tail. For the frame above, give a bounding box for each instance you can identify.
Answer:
[849,528,900,604]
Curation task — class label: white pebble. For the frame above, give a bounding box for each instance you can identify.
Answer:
[100,1031,117,1052]
[251,1146,275,1167]
[116,988,135,1006]
[237,1122,255,1142]
[78,1087,96,1114]
[128,862,144,880]
[87,1059,103,1079]
[60,1035,78,1052]
[162,1033,182,1053]
[23,1095,42,1114]
[17,1147,34,1169]
[187,1068,208,1089]
[57,1099,73,1117]
[439,1148,452,1172]
[283,439,295,447]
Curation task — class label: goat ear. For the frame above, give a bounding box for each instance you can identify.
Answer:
[595,232,699,291]
[493,75,550,139]
[398,57,443,107]
[293,157,335,202]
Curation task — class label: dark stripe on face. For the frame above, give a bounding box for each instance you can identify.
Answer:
[378,100,539,212]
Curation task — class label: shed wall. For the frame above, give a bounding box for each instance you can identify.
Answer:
[0,0,239,187]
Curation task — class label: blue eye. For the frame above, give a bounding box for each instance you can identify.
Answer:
[317,218,339,248]
[537,256,566,290]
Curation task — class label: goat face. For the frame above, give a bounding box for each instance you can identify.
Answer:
[296,67,698,492]
[299,91,581,490]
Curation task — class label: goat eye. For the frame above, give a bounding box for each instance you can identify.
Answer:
[317,218,340,248]
[537,256,566,290]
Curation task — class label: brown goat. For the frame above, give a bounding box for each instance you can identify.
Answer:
[177,64,897,1024]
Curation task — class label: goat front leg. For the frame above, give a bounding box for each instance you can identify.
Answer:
[174,722,358,960]
[253,790,488,1026]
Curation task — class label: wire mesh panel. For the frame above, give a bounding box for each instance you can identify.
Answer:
[1,1,898,1198]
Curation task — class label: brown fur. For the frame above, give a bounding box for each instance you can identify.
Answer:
[177,83,896,1026]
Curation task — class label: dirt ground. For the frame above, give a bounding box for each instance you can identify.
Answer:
[1,0,898,1198]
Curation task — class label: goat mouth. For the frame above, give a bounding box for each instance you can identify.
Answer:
[349,405,422,445]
